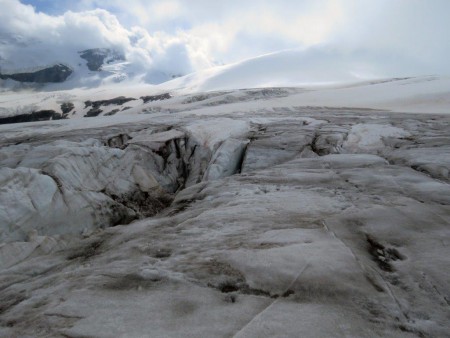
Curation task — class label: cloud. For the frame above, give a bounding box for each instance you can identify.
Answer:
[71,0,450,75]
[0,0,213,85]
[1,0,449,87]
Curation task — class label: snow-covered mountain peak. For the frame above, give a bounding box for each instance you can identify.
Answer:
[78,48,125,71]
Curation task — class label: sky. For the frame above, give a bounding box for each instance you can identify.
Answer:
[0,0,449,83]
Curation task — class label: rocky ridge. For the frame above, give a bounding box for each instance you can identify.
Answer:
[79,48,125,72]
[0,64,73,83]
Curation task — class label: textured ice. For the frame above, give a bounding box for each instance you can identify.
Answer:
[0,88,449,337]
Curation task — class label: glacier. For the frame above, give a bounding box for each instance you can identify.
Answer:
[0,83,449,337]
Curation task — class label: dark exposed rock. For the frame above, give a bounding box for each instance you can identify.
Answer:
[244,88,291,98]
[182,92,230,104]
[79,48,125,71]
[60,102,75,116]
[109,191,174,220]
[181,88,296,108]
[103,273,163,291]
[366,235,405,272]
[84,97,136,117]
[67,239,105,261]
[0,110,64,124]
[85,96,135,109]
[211,280,275,298]
[141,93,171,103]
[104,109,119,116]
[0,64,72,83]
[84,108,103,117]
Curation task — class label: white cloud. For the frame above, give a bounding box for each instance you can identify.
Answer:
[1,0,449,86]
[151,1,182,21]
[0,0,215,84]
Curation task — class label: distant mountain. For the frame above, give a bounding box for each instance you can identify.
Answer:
[0,64,73,83]
[0,47,180,90]
[0,47,123,89]
[78,48,125,72]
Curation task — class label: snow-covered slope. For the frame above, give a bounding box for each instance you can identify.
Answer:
[160,49,354,92]
[159,48,418,92]
[1,47,449,116]
[161,75,450,114]
[1,75,449,123]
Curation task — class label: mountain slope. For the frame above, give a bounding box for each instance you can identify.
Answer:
[0,47,181,90]
[160,48,388,92]
[1,74,449,124]
[1,48,449,123]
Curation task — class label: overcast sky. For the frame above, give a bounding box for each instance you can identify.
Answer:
[1,0,449,79]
